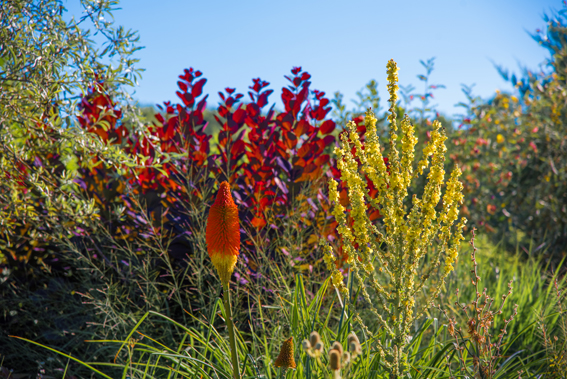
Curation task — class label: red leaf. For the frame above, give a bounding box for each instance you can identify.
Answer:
[315,154,330,166]
[331,167,340,179]
[181,69,193,82]
[258,90,273,108]
[281,88,294,111]
[259,197,272,208]
[369,209,382,221]
[318,135,335,149]
[250,79,262,93]
[192,78,207,98]
[183,92,194,107]
[231,139,246,156]
[301,72,311,81]
[177,81,188,92]
[297,143,311,158]
[251,216,267,229]
[295,120,310,136]
[247,103,260,118]
[217,106,227,118]
[295,157,306,167]
[214,115,222,125]
[197,96,208,112]
[284,131,297,149]
[304,163,317,174]
[296,86,309,110]
[319,119,335,135]
[233,108,247,124]
[279,113,294,131]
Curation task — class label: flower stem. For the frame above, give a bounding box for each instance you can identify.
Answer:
[223,281,241,379]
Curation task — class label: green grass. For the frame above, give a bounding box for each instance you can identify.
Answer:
[6,235,565,378]
[2,182,566,378]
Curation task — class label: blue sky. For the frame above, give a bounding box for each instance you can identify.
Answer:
[67,0,561,118]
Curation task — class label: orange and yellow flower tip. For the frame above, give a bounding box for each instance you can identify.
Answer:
[206,181,240,287]
[274,337,296,370]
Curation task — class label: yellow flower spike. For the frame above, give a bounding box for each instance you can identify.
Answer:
[327,60,466,375]
[386,59,399,127]
[274,337,296,370]
[400,115,418,188]
[206,181,240,287]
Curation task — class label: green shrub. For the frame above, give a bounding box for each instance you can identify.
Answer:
[450,4,567,260]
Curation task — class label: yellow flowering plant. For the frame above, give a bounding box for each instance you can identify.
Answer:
[322,59,466,377]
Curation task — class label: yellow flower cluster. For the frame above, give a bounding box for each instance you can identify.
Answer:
[322,59,466,373]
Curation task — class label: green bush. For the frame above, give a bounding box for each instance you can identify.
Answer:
[449,5,567,260]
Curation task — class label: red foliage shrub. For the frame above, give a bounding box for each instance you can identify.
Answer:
[75,67,339,267]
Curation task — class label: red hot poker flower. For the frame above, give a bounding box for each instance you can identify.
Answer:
[206,181,240,286]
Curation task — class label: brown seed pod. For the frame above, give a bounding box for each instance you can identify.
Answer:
[309,331,322,348]
[349,341,362,358]
[342,351,351,365]
[329,349,341,371]
[330,341,344,356]
[274,337,296,370]
[347,332,360,347]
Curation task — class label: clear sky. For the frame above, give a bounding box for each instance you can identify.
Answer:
[66,0,562,118]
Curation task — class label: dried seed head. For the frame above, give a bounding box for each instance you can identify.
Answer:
[329,349,341,371]
[309,331,321,348]
[347,332,360,347]
[302,339,311,351]
[349,341,362,358]
[448,322,455,337]
[310,341,324,358]
[330,341,343,356]
[274,337,296,370]
[342,351,351,365]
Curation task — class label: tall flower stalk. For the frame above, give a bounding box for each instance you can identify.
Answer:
[206,181,241,379]
[323,59,466,377]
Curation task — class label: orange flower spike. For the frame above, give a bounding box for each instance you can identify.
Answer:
[274,337,297,370]
[206,181,241,287]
